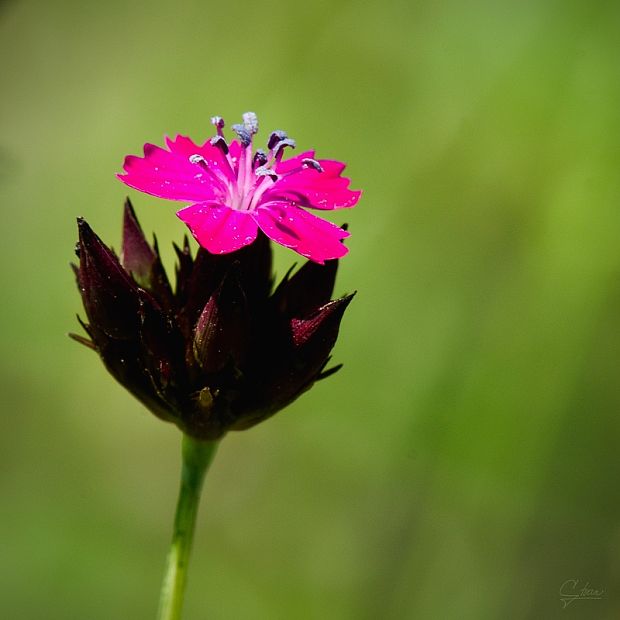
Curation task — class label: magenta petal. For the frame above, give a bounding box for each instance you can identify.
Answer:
[117,136,230,202]
[273,150,315,174]
[165,135,236,183]
[267,154,361,211]
[177,203,258,254]
[254,202,350,264]
[118,170,223,203]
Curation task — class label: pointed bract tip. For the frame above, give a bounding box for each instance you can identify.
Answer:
[317,363,343,381]
[123,196,136,216]
[121,196,156,279]
[273,257,340,319]
[68,332,96,350]
[76,217,98,247]
[291,292,355,348]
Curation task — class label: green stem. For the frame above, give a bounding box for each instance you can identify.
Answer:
[157,434,218,620]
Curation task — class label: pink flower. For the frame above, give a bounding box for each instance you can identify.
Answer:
[117,112,361,263]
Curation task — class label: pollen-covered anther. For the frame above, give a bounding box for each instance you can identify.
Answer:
[253,149,268,168]
[302,158,324,173]
[242,112,259,135]
[210,135,229,154]
[272,138,296,158]
[279,159,322,180]
[255,166,278,180]
[189,154,223,183]
[252,149,268,169]
[231,124,252,147]
[267,130,288,150]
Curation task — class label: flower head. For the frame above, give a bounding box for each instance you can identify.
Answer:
[117,112,361,264]
[72,200,354,440]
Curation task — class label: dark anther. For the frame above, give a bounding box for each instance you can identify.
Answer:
[268,130,288,150]
[302,158,323,173]
[210,135,229,154]
[210,116,225,138]
[255,166,278,180]
[232,124,252,147]
[253,149,268,168]
[272,138,296,158]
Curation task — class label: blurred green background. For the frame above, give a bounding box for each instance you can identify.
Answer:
[2,0,620,618]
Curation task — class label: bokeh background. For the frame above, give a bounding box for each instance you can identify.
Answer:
[2,0,620,618]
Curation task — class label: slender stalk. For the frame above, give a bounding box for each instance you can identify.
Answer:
[157,434,218,620]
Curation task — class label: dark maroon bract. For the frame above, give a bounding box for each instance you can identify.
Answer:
[72,200,354,440]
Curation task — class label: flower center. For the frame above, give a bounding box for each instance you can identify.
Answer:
[189,112,323,213]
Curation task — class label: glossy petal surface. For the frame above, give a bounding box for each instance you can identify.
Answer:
[269,151,361,210]
[177,203,258,254]
[118,140,228,202]
[254,202,349,263]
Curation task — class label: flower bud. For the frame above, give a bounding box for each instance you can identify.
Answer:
[72,203,354,440]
